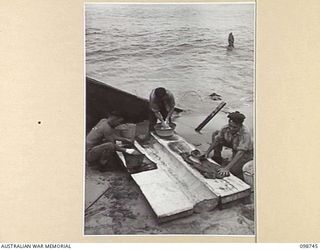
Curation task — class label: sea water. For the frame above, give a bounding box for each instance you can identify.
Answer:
[86,3,255,149]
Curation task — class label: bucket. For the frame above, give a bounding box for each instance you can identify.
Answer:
[242,160,254,191]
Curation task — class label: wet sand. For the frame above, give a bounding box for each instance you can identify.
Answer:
[85,166,254,235]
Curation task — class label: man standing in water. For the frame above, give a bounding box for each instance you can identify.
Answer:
[228,32,234,48]
[205,111,253,179]
[86,111,139,171]
[149,87,175,131]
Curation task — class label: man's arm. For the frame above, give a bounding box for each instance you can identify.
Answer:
[217,150,245,176]
[205,142,215,158]
[114,143,139,155]
[113,134,133,144]
[205,130,220,158]
[114,143,127,153]
[150,100,165,125]
[165,91,175,123]
[155,111,165,122]
[225,150,245,170]
[149,90,165,124]
[102,122,134,145]
[165,107,175,123]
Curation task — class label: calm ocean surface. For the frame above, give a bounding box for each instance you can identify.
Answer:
[86,4,255,132]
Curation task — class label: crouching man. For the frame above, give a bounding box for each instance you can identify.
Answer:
[86,111,139,171]
[149,87,175,131]
[205,111,253,179]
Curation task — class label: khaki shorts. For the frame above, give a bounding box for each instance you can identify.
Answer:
[86,142,115,165]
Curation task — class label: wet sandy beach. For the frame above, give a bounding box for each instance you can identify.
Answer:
[85,165,254,235]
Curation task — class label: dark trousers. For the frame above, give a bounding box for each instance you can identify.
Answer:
[148,106,171,132]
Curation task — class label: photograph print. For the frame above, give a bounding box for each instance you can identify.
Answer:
[85,3,255,235]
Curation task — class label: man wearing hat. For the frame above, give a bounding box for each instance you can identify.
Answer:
[205,111,253,178]
[86,111,139,171]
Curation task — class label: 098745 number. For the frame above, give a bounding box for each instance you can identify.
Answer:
[300,244,318,248]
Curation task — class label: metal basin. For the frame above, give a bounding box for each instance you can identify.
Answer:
[154,123,176,138]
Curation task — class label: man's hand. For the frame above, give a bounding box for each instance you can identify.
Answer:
[161,120,170,129]
[217,167,230,177]
[125,149,140,155]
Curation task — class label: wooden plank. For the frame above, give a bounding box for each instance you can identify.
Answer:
[151,133,251,205]
[135,141,219,212]
[195,101,226,132]
[205,159,252,203]
[118,135,220,221]
[117,151,194,223]
[131,170,194,222]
